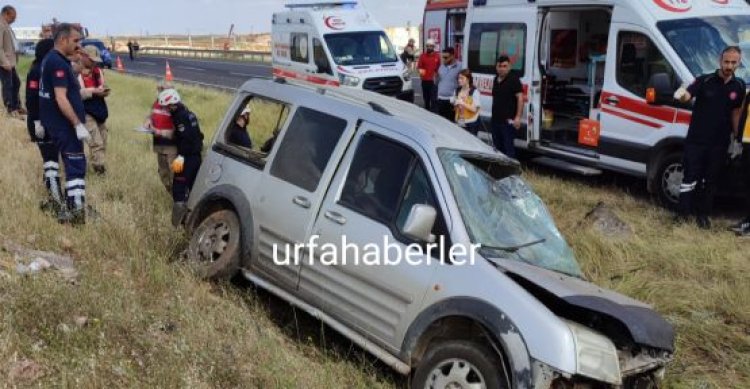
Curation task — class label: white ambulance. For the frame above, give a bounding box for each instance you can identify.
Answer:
[272,1,414,101]
[464,0,750,206]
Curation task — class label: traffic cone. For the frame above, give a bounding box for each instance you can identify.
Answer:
[116,56,124,73]
[165,61,173,81]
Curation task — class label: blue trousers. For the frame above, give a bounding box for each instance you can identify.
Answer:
[50,128,86,211]
[172,155,201,202]
[491,120,517,159]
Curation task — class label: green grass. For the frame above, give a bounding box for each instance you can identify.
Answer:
[0,58,748,387]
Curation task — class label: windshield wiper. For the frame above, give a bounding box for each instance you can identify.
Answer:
[479,238,546,254]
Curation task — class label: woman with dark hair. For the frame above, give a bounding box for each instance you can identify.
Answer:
[451,68,482,135]
[26,38,64,213]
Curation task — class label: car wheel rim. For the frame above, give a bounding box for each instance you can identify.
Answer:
[425,358,486,389]
[196,221,231,263]
[662,162,683,204]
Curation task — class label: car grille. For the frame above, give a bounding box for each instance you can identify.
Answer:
[363,76,403,96]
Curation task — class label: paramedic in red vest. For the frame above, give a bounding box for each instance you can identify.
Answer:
[39,23,89,225]
[417,39,440,112]
[674,46,746,229]
[143,80,178,193]
[78,45,110,175]
[730,95,750,236]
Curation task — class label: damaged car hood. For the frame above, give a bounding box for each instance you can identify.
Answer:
[493,258,675,352]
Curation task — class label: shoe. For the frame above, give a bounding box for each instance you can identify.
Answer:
[171,202,187,227]
[58,208,85,225]
[92,165,107,175]
[730,219,750,233]
[696,216,711,230]
[672,214,690,225]
[16,107,27,115]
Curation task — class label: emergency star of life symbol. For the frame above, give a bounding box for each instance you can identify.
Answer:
[653,0,692,12]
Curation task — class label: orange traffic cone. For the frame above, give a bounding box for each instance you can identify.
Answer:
[116,56,124,73]
[165,61,173,81]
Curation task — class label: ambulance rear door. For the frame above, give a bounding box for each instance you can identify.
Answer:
[466,4,538,148]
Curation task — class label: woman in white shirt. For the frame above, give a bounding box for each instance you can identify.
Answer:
[451,69,482,135]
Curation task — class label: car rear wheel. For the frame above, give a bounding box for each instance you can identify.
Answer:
[412,340,509,389]
[187,209,241,280]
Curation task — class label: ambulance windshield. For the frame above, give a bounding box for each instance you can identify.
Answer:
[658,15,750,83]
[325,31,399,66]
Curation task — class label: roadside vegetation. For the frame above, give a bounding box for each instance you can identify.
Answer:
[0,58,747,387]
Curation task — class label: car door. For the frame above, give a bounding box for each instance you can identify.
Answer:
[299,125,450,349]
[250,106,354,292]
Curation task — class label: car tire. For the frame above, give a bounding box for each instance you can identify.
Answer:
[412,339,509,389]
[652,151,683,210]
[186,209,241,280]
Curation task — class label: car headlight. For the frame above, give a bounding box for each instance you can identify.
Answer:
[338,74,360,87]
[566,321,621,385]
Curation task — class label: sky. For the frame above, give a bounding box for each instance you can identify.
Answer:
[13,0,427,36]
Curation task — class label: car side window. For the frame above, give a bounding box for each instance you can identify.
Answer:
[340,134,414,224]
[269,107,347,192]
[218,96,290,168]
[340,134,450,248]
[291,33,309,64]
[616,31,679,98]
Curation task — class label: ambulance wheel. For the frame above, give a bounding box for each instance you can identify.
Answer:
[654,151,683,209]
[186,209,241,280]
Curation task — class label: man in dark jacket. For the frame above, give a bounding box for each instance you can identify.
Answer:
[730,95,750,236]
[25,38,63,212]
[158,88,204,226]
[40,23,90,225]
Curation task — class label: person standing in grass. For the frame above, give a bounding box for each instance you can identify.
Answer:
[452,69,482,136]
[77,45,110,175]
[674,46,746,229]
[143,80,178,193]
[157,88,204,226]
[0,5,23,117]
[730,95,750,236]
[25,38,64,213]
[39,23,90,225]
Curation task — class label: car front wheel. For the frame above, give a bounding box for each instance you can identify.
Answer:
[412,340,509,389]
[187,209,241,280]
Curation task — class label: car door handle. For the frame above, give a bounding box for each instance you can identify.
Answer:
[324,211,347,225]
[605,96,619,105]
[292,196,311,209]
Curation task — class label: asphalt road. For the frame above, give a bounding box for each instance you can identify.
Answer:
[119,55,275,90]
[119,55,425,104]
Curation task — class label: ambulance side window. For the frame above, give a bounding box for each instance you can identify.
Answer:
[616,31,679,98]
[291,33,309,63]
[468,23,526,76]
[313,38,332,75]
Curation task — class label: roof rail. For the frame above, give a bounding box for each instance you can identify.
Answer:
[368,101,392,116]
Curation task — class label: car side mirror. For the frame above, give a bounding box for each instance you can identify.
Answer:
[646,73,673,105]
[402,204,437,243]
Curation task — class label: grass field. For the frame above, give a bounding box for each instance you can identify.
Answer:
[0,58,748,387]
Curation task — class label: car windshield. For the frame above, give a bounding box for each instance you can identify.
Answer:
[324,31,398,65]
[657,15,750,84]
[439,150,582,277]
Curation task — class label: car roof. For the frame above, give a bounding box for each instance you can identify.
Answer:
[239,78,512,162]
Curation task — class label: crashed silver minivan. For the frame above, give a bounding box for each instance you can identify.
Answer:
[183,78,674,388]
